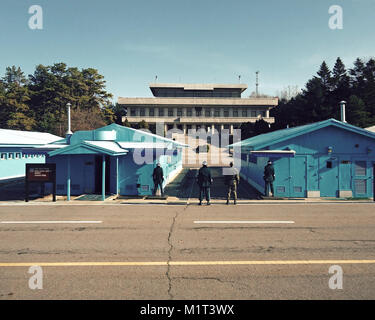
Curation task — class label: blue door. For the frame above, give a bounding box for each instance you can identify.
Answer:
[352,159,370,198]
[291,156,307,197]
[319,156,339,197]
[273,158,290,197]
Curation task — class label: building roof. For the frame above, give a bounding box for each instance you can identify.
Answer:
[149,83,248,92]
[118,97,278,106]
[48,141,129,157]
[230,118,375,151]
[0,129,62,146]
[366,125,375,133]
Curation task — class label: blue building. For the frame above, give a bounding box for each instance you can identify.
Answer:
[232,119,375,198]
[0,129,62,181]
[31,124,186,200]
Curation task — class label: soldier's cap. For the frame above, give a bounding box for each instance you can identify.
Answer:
[268,160,272,164]
[157,162,161,166]
[202,161,207,166]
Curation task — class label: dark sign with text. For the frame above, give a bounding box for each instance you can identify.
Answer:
[25,163,56,202]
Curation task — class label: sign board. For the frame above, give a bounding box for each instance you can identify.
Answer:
[25,163,56,202]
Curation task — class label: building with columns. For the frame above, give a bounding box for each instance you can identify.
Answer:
[118,83,278,135]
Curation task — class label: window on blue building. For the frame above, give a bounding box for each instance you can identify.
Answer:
[0,153,6,160]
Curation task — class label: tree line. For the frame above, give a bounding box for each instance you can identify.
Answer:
[0,63,116,136]
[241,57,375,139]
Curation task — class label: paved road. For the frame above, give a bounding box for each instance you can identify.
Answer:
[1,202,375,299]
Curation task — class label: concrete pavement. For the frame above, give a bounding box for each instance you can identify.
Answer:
[0,203,375,299]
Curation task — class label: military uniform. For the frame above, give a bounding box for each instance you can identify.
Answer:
[197,165,212,205]
[152,166,164,196]
[263,163,275,196]
[225,167,240,204]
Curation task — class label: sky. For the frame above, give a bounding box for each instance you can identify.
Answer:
[1,0,374,102]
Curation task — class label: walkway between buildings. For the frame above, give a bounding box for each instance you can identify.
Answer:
[164,167,262,200]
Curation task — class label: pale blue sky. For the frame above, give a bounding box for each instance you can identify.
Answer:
[1,0,374,101]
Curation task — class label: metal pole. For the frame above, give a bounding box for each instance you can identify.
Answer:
[102,155,106,201]
[67,155,71,201]
[116,156,119,195]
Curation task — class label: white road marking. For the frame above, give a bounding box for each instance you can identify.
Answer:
[194,220,295,224]
[0,221,102,224]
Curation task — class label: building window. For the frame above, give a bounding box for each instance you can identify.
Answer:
[242,109,247,117]
[186,108,192,117]
[205,108,211,117]
[260,111,266,117]
[139,108,145,117]
[195,107,202,117]
[177,108,182,117]
[159,108,165,117]
[8,153,14,159]
[15,153,21,159]
[251,111,257,117]
[130,108,136,117]
[233,109,238,117]
[224,108,229,117]
[0,153,6,160]
[149,108,154,117]
[214,108,220,117]
[168,108,174,117]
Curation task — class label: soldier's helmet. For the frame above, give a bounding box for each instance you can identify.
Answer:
[202,161,207,166]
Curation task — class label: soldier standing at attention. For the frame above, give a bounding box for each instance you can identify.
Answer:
[225,162,240,205]
[152,162,164,196]
[263,160,275,197]
[197,161,212,205]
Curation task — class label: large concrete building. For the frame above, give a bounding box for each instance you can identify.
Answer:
[118,83,278,134]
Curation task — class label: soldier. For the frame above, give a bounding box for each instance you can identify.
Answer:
[152,162,164,196]
[263,160,275,197]
[225,162,240,205]
[197,161,212,205]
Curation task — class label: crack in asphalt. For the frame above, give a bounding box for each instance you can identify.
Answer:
[166,169,196,300]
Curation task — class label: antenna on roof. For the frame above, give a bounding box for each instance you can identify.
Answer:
[238,75,241,83]
[155,75,158,82]
[256,71,259,97]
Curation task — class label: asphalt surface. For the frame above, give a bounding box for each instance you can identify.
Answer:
[1,202,375,300]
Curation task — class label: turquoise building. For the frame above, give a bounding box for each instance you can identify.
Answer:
[232,119,375,198]
[31,124,185,200]
[0,129,62,181]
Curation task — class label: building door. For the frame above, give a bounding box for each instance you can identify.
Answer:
[290,156,307,197]
[352,160,369,198]
[95,155,111,194]
[273,157,290,197]
[319,156,339,197]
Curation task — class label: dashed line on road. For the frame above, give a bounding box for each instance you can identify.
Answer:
[194,220,295,224]
[0,221,103,224]
[1,259,375,267]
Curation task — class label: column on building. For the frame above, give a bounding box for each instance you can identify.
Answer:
[266,109,270,118]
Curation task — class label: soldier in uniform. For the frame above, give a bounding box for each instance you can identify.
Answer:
[152,163,164,196]
[225,162,240,205]
[197,161,212,205]
[263,160,275,197]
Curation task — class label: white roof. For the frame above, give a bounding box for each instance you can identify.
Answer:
[0,129,62,146]
[118,142,174,149]
[85,141,129,154]
[366,125,375,133]
[250,150,296,154]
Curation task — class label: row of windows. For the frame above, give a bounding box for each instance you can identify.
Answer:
[0,153,44,160]
[130,108,267,118]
